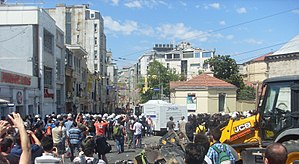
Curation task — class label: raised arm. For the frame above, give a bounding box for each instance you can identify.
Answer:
[8,113,31,164]
[27,130,41,146]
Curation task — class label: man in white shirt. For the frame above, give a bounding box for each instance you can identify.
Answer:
[132,119,143,149]
[35,136,62,164]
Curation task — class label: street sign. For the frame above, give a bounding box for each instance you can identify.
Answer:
[153,88,160,91]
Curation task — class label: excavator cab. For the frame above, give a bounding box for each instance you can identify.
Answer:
[258,76,299,142]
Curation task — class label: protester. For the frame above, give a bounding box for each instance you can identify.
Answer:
[264,143,288,164]
[52,121,65,163]
[146,116,153,136]
[132,117,143,149]
[178,116,187,135]
[114,115,125,153]
[184,143,206,164]
[68,122,83,161]
[94,115,109,163]
[73,137,106,164]
[206,128,235,164]
[34,136,62,164]
[194,133,212,164]
[8,113,32,164]
[166,116,175,131]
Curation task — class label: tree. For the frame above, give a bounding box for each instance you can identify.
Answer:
[205,55,244,88]
[139,60,180,103]
[205,55,255,100]
[237,85,256,100]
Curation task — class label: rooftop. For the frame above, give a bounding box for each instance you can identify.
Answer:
[170,74,236,89]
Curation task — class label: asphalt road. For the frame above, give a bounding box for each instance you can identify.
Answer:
[64,135,161,164]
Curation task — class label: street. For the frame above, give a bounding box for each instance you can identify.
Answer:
[64,135,161,163]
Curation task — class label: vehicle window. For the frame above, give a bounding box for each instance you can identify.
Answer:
[264,87,277,114]
[275,87,291,112]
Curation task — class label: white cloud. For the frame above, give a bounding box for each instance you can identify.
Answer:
[209,3,220,9]
[179,1,187,6]
[292,9,299,14]
[236,7,247,14]
[111,0,119,5]
[226,35,234,40]
[123,0,169,9]
[103,16,139,35]
[245,38,263,45]
[124,0,142,8]
[156,23,209,42]
[219,20,226,26]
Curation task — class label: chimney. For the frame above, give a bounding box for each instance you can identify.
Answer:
[204,71,214,77]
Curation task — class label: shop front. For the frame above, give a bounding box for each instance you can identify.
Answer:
[0,69,39,117]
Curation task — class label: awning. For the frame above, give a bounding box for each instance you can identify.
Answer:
[0,98,9,104]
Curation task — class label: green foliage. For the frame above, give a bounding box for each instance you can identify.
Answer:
[198,70,204,75]
[139,60,180,103]
[205,55,256,100]
[205,55,244,88]
[238,85,256,100]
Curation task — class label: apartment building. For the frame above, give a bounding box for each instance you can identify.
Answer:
[138,42,215,81]
[106,51,118,113]
[46,4,108,113]
[0,5,65,116]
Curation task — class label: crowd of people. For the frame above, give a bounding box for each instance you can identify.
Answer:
[0,110,290,164]
[0,111,154,164]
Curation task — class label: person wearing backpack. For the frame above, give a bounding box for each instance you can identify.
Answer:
[44,119,55,136]
[206,128,235,164]
[113,115,125,154]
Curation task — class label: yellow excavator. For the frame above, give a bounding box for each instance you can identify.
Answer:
[219,75,299,163]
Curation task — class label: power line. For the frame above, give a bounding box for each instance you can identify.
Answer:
[117,7,298,58]
[0,25,29,42]
[237,38,299,63]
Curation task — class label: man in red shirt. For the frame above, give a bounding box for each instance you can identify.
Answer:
[94,116,108,136]
[94,116,109,163]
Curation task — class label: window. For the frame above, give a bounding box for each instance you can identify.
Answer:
[44,66,53,88]
[76,35,80,44]
[195,52,200,58]
[44,30,54,54]
[56,59,61,81]
[174,54,180,59]
[183,53,193,58]
[94,24,98,32]
[166,54,172,59]
[94,64,98,70]
[187,94,197,112]
[90,13,95,19]
[65,12,72,44]
[95,37,98,45]
[56,90,61,105]
[218,93,226,112]
[203,52,212,58]
[190,63,200,67]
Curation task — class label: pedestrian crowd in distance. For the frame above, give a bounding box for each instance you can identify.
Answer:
[0,111,154,164]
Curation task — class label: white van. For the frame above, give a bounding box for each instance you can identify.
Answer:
[142,100,188,134]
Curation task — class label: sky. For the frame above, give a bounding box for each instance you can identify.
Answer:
[7,0,299,68]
